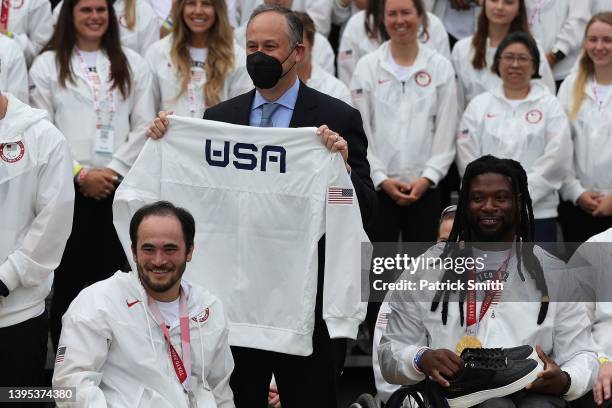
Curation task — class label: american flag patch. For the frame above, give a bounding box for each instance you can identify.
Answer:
[376,312,389,328]
[339,49,353,61]
[351,89,363,99]
[328,187,353,205]
[55,346,66,364]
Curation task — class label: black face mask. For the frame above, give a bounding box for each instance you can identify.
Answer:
[246,47,296,89]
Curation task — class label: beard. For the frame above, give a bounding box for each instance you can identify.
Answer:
[136,260,187,294]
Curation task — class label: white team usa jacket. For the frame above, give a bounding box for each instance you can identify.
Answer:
[306,63,352,107]
[144,36,253,118]
[4,0,53,65]
[0,93,74,328]
[337,10,450,85]
[525,0,592,80]
[53,0,159,56]
[456,83,572,219]
[350,42,458,188]
[53,271,234,408]
[113,116,369,356]
[451,35,556,110]
[557,73,612,203]
[378,244,599,401]
[0,35,28,103]
[29,47,155,176]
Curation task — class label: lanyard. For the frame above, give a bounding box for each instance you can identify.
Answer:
[75,49,116,127]
[528,0,545,27]
[147,289,192,392]
[592,80,605,109]
[466,254,511,337]
[0,0,9,31]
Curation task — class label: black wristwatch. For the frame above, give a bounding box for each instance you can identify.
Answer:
[560,370,572,396]
[552,49,566,61]
[0,280,9,297]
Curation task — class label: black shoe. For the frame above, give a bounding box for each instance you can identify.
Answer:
[460,345,535,362]
[442,357,539,407]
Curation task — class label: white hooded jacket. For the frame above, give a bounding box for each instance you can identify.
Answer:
[456,83,572,219]
[306,63,352,107]
[145,36,252,118]
[557,73,612,203]
[378,244,599,402]
[0,93,74,328]
[350,42,458,188]
[451,35,556,110]
[0,35,28,103]
[337,10,450,85]
[29,47,155,176]
[526,0,592,80]
[52,271,235,408]
[5,0,53,65]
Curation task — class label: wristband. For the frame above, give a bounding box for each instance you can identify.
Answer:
[72,164,84,176]
[552,49,566,61]
[5,31,14,39]
[162,16,173,31]
[600,357,610,364]
[413,347,431,374]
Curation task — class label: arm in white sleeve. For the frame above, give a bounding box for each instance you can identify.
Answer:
[107,54,156,176]
[305,0,332,37]
[526,100,572,208]
[422,64,458,186]
[5,43,28,103]
[537,44,556,94]
[52,295,111,408]
[137,4,161,56]
[205,302,235,408]
[552,0,591,56]
[143,47,162,114]
[337,24,360,85]
[378,284,428,385]
[13,0,54,65]
[314,33,336,75]
[227,60,254,99]
[0,132,74,292]
[553,300,599,401]
[323,153,369,339]
[372,302,401,403]
[455,98,483,177]
[28,55,57,119]
[349,63,387,188]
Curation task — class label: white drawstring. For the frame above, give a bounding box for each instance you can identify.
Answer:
[141,301,156,353]
[197,321,210,391]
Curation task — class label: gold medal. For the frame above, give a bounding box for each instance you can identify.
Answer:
[455,335,482,356]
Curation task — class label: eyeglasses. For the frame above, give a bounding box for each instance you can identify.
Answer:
[499,54,533,65]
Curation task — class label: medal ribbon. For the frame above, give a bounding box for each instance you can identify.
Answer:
[1,0,9,31]
[75,49,116,127]
[147,289,192,391]
[466,254,511,336]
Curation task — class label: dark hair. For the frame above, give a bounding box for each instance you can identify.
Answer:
[431,155,549,326]
[471,0,530,70]
[129,201,196,252]
[365,0,385,40]
[248,4,303,48]
[379,0,429,42]
[293,11,315,45]
[491,31,541,79]
[42,0,132,99]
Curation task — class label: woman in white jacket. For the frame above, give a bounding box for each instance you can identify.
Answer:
[451,0,555,111]
[145,0,252,118]
[351,0,458,245]
[557,13,612,243]
[457,32,572,242]
[53,0,160,55]
[337,0,450,85]
[29,0,155,348]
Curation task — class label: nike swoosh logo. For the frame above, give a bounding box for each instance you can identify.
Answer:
[486,113,498,118]
[378,79,390,85]
[126,300,141,308]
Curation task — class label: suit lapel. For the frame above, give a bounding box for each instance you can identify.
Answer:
[233,89,256,126]
[289,82,318,128]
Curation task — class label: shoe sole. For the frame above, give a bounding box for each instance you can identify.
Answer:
[445,363,540,408]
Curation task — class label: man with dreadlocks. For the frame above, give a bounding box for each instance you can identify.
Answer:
[378,156,598,407]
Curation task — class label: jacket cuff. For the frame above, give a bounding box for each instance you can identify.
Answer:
[325,317,361,339]
[371,171,387,190]
[399,346,427,383]
[106,159,129,178]
[561,366,588,401]
[421,168,441,188]
[561,182,585,205]
[0,260,20,291]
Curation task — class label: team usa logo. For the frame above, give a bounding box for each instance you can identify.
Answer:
[525,109,543,124]
[11,0,24,9]
[415,71,432,87]
[0,141,25,163]
[191,307,210,323]
[205,140,287,173]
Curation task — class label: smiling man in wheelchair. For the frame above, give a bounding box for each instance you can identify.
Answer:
[377,156,600,408]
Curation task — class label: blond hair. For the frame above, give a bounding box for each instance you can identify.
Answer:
[570,12,612,121]
[169,0,234,107]
[123,0,136,31]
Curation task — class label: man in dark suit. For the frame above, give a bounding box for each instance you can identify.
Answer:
[148,5,376,407]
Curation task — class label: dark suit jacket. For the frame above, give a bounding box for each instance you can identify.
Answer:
[203,82,377,233]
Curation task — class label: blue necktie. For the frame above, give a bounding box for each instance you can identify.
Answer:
[259,103,280,127]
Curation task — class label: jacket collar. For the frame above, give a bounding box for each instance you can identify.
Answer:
[490,81,548,105]
[377,40,434,81]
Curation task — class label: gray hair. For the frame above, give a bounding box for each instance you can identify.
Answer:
[247,4,303,48]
